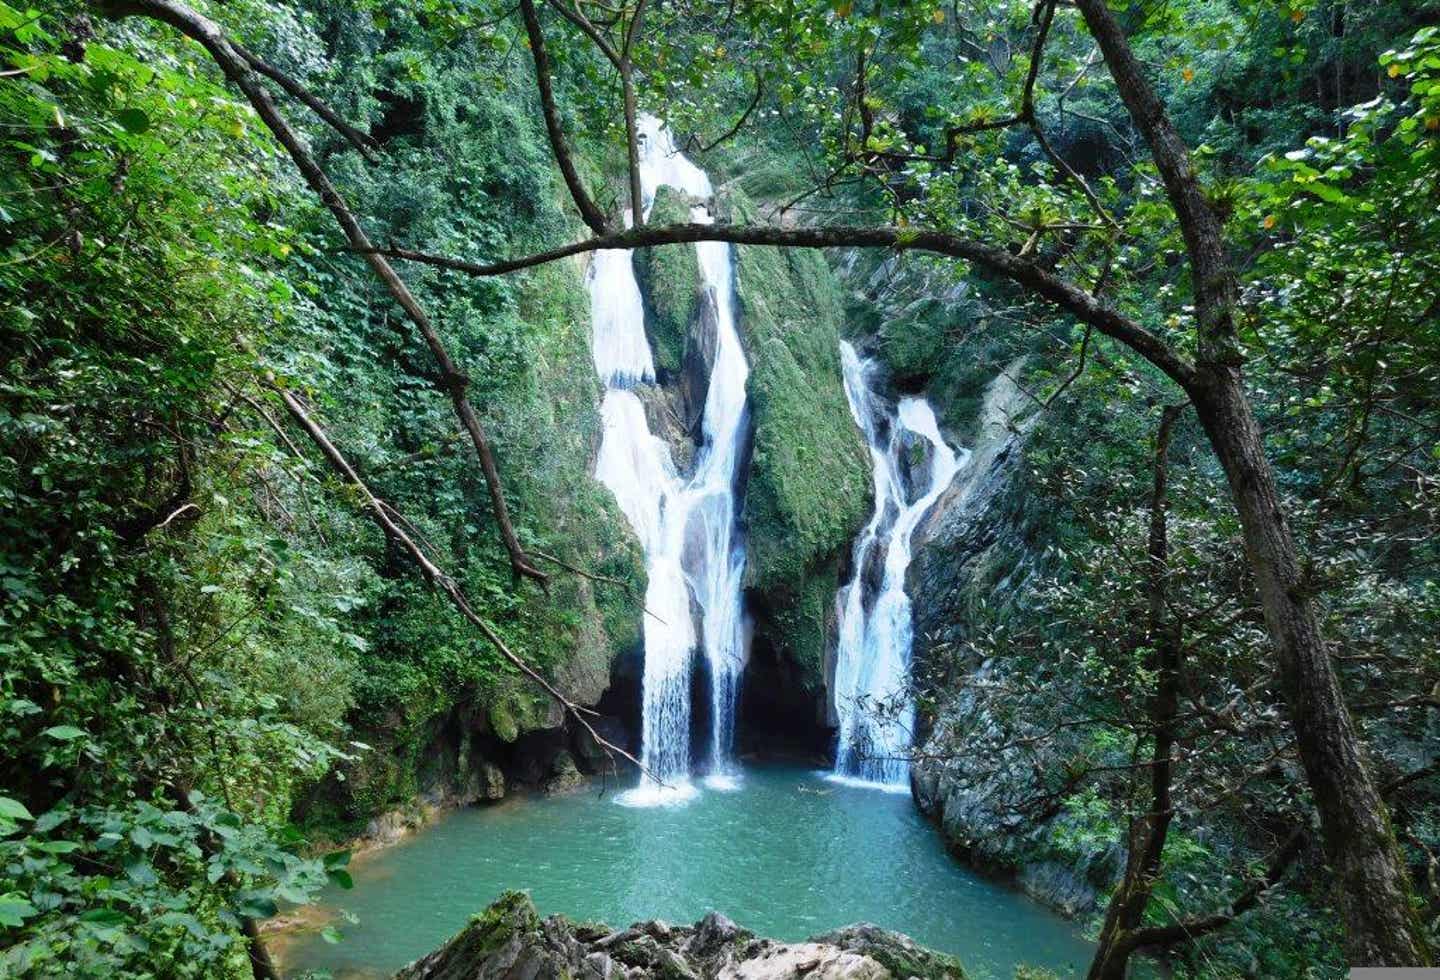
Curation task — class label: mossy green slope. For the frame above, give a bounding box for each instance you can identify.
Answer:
[726,190,871,688]
[634,186,703,377]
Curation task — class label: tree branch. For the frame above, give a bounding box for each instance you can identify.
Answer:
[230,41,380,163]
[364,222,1197,389]
[545,0,620,66]
[518,0,610,234]
[268,380,651,779]
[685,71,763,154]
[1115,827,1308,954]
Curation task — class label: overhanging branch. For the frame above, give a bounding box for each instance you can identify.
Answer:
[230,40,380,163]
[366,222,1198,390]
[269,380,652,780]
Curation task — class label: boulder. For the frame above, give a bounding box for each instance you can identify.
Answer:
[543,750,586,796]
[395,893,967,980]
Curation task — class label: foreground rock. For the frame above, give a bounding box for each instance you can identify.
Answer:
[396,892,966,980]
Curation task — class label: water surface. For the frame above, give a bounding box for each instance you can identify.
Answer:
[281,764,1091,978]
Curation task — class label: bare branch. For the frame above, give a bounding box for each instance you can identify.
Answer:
[545,0,620,65]
[518,0,611,234]
[268,380,651,779]
[685,71,764,154]
[531,550,669,626]
[363,221,1197,390]
[1115,828,1307,953]
[230,41,380,163]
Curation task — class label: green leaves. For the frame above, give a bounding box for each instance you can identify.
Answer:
[0,894,38,928]
[0,796,33,823]
[115,107,151,134]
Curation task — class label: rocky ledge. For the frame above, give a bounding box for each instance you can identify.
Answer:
[396,892,966,980]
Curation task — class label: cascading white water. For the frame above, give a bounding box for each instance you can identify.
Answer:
[588,116,750,804]
[830,341,967,789]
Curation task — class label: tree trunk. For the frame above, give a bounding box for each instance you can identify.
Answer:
[621,63,644,226]
[1072,0,1431,959]
[1087,406,1183,980]
[1192,365,1430,967]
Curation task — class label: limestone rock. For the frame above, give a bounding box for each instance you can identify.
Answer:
[906,365,1123,915]
[394,894,967,980]
[716,943,888,980]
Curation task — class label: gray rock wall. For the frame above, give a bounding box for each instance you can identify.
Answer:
[906,365,1121,917]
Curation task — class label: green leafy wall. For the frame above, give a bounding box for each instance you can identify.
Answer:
[273,25,646,830]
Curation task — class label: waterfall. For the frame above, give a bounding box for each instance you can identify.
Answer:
[830,341,967,789]
[587,116,749,804]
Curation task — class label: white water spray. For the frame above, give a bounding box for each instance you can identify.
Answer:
[830,341,967,789]
[588,116,749,804]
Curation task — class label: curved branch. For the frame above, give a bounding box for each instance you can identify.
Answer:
[542,0,642,223]
[102,0,547,584]
[366,222,1197,390]
[519,0,610,235]
[687,71,763,154]
[1113,827,1307,955]
[545,0,620,65]
[621,0,648,60]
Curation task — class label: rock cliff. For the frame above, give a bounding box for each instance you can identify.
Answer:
[905,367,1122,916]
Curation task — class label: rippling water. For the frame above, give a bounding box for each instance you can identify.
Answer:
[280,764,1091,978]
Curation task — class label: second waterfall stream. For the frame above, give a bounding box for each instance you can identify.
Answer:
[588,116,748,804]
[830,340,967,789]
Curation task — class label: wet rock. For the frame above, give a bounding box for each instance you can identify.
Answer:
[480,761,505,802]
[811,924,965,980]
[394,894,968,980]
[543,750,586,796]
[636,382,696,474]
[364,810,414,847]
[678,292,720,435]
[692,912,746,953]
[718,943,888,980]
[572,715,631,770]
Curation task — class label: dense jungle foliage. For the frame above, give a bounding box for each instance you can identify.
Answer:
[1,0,1437,976]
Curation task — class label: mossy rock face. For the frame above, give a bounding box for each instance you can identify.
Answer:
[467,890,542,949]
[762,561,843,690]
[398,891,565,979]
[635,186,703,379]
[488,698,521,744]
[722,189,870,689]
[839,250,1024,445]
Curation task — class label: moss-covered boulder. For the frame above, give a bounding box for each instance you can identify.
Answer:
[395,891,566,980]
